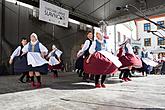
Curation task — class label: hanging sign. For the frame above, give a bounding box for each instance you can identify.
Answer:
[39,0,69,27]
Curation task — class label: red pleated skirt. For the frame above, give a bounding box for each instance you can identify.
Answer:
[119,53,142,69]
[84,52,118,75]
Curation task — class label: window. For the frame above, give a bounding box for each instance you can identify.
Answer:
[144,38,151,46]
[157,21,164,29]
[117,32,121,42]
[158,37,165,45]
[144,23,151,31]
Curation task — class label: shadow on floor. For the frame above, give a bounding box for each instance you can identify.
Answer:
[0,73,96,94]
[60,98,165,110]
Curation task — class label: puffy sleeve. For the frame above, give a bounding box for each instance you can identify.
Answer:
[39,43,48,54]
[22,43,29,53]
[89,41,96,54]
[10,46,21,60]
[55,49,63,58]
[77,50,83,57]
[79,40,90,53]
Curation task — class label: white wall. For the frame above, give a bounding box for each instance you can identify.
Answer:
[106,20,137,53]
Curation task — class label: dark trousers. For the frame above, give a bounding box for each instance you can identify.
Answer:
[95,75,106,85]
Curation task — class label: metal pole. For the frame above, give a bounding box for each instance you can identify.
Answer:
[17,2,20,42]
[1,0,5,64]
[114,24,116,52]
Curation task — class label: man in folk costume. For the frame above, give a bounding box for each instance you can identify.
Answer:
[84,32,122,88]
[77,31,93,81]
[9,37,30,83]
[47,45,63,78]
[75,44,84,77]
[117,38,142,81]
[22,33,48,88]
[140,48,158,75]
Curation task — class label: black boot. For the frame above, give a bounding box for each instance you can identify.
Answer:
[26,73,30,83]
[79,69,83,77]
[95,75,101,88]
[30,76,35,88]
[119,71,124,79]
[19,73,26,83]
[101,75,106,88]
[53,70,58,78]
[36,76,41,88]
[83,73,90,82]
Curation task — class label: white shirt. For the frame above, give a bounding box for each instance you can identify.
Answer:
[77,40,90,56]
[10,46,21,60]
[22,42,48,54]
[48,49,63,58]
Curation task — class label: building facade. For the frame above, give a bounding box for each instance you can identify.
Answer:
[135,15,165,49]
[135,14,165,58]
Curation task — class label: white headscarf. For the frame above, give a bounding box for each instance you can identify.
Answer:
[96,32,104,43]
[52,45,57,50]
[30,33,38,45]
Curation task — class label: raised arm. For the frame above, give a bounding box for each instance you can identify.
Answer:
[9,46,21,64]
[77,40,90,57]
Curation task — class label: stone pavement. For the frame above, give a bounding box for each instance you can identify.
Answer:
[0,72,165,110]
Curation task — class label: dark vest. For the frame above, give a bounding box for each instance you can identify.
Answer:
[19,45,23,56]
[141,51,148,58]
[124,44,129,53]
[83,38,92,57]
[95,40,106,51]
[28,42,41,53]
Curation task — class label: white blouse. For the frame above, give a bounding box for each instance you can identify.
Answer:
[10,46,21,60]
[77,40,90,56]
[22,42,48,54]
[48,49,63,58]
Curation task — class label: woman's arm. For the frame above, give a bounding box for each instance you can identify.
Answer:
[39,43,48,55]
[39,43,48,58]
[9,46,21,64]
[77,40,90,57]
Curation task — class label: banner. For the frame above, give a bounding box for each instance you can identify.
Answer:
[39,0,69,27]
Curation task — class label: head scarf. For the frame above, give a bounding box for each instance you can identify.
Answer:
[30,33,38,45]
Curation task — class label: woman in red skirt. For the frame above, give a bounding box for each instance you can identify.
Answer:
[117,38,142,81]
[84,32,122,88]
[47,45,63,78]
